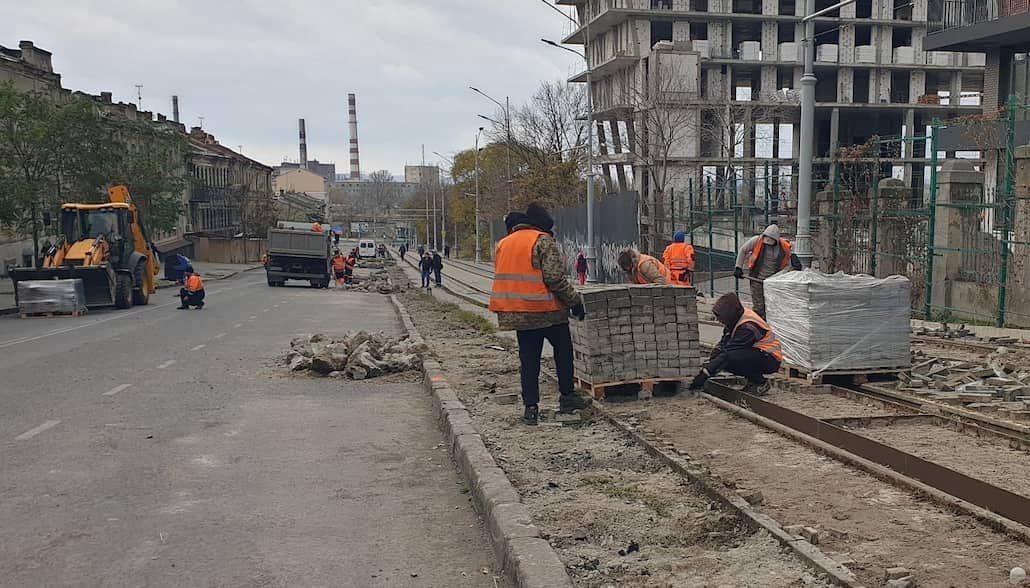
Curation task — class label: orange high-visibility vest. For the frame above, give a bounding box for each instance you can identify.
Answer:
[663,242,695,286]
[489,229,562,313]
[312,222,323,232]
[344,256,356,270]
[332,255,346,271]
[261,253,268,265]
[185,275,204,292]
[632,254,669,285]
[748,238,792,272]
[733,308,783,362]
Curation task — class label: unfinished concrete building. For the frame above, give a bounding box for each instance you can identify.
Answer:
[558,0,986,245]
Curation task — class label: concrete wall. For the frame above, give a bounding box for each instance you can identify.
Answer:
[190,236,267,265]
[272,168,326,195]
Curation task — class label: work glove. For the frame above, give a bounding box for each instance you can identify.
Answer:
[733,267,744,279]
[688,368,711,391]
[708,345,723,362]
[570,303,586,321]
[790,253,803,270]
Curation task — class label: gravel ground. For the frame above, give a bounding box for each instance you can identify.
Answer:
[608,395,1030,587]
[766,385,910,419]
[397,284,831,587]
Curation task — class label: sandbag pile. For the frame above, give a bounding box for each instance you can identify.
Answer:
[285,331,426,380]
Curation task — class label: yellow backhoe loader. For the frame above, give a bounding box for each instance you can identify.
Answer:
[10,185,160,309]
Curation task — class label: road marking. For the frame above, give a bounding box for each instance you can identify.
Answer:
[102,384,131,397]
[248,315,257,320]
[157,360,175,369]
[0,299,182,349]
[190,344,206,351]
[15,420,61,440]
[214,333,227,339]
[233,323,243,329]
[262,308,270,313]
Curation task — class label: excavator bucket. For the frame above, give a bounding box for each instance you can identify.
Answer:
[9,265,116,308]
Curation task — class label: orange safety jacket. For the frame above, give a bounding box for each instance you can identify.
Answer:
[312,222,323,232]
[185,274,204,293]
[344,256,356,270]
[332,255,346,271]
[261,253,268,266]
[733,308,783,362]
[632,254,670,285]
[488,229,562,313]
[662,242,695,286]
[748,238,792,272]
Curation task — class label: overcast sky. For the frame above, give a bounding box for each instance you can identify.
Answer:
[4,0,583,175]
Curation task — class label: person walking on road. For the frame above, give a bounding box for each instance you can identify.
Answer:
[419,251,433,289]
[689,292,783,396]
[431,250,444,287]
[444,244,451,258]
[399,243,407,261]
[618,248,669,285]
[178,267,205,309]
[490,203,592,426]
[575,252,587,286]
[417,244,425,257]
[734,224,801,318]
[663,231,695,287]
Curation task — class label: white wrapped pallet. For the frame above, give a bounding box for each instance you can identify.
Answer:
[893,46,915,64]
[764,270,910,375]
[17,279,87,316]
[739,41,761,60]
[816,44,838,62]
[778,42,798,61]
[855,45,877,63]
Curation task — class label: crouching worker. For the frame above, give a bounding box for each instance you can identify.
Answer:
[618,247,669,284]
[178,268,205,310]
[689,293,781,395]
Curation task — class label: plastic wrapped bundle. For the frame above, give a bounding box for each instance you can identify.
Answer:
[764,270,910,374]
[17,279,87,315]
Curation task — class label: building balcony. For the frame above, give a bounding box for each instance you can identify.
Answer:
[926,0,1030,50]
[568,53,639,82]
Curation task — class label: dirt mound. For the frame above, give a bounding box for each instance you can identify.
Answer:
[284,331,426,380]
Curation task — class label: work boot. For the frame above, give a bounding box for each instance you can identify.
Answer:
[558,393,592,413]
[523,404,539,426]
[754,381,771,396]
[177,305,188,310]
[196,302,204,309]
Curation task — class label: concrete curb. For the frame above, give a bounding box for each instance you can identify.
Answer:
[388,294,574,588]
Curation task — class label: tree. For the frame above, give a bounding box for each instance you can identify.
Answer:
[103,123,190,234]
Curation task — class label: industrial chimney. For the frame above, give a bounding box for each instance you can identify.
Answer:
[348,94,361,179]
[172,95,180,123]
[298,118,308,169]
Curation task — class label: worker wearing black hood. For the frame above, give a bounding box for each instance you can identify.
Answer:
[689,292,783,395]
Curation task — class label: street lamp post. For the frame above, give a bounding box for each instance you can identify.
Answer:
[470,87,513,212]
[475,127,484,263]
[432,151,453,254]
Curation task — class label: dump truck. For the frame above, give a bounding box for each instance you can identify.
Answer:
[10,185,160,309]
[265,227,331,288]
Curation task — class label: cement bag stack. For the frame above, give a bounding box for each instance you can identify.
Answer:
[571,284,701,385]
[764,269,911,374]
[17,279,87,315]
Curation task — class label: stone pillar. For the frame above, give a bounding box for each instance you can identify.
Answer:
[609,119,629,191]
[930,160,984,311]
[838,68,854,103]
[903,109,916,185]
[876,177,912,277]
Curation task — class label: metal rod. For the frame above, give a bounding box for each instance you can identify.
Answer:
[475,128,483,263]
[998,96,1017,327]
[796,0,817,268]
[925,119,941,320]
[706,176,715,298]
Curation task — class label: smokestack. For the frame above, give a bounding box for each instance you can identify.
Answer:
[172,95,180,123]
[348,93,361,179]
[298,118,308,169]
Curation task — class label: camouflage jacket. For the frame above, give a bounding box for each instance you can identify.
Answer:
[495,225,583,331]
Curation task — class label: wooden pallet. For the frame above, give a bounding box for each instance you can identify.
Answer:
[781,363,906,385]
[19,307,86,319]
[575,376,686,400]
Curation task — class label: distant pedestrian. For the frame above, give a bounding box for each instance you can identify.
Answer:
[178,267,205,310]
[419,252,433,289]
[575,252,587,286]
[399,243,407,261]
[431,250,443,286]
[444,244,451,258]
[418,244,425,257]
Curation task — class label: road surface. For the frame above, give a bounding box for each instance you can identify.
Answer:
[0,269,504,587]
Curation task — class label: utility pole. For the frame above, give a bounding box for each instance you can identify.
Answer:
[134,84,143,110]
[475,127,484,263]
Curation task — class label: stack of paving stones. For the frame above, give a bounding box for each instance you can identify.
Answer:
[570,284,701,385]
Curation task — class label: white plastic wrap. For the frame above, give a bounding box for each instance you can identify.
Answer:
[764,269,911,374]
[17,279,87,315]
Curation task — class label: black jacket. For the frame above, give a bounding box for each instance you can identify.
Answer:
[575,255,587,273]
[419,257,434,271]
[707,321,767,374]
[431,254,443,270]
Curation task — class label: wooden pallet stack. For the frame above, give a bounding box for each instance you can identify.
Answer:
[570,284,701,398]
[17,278,88,318]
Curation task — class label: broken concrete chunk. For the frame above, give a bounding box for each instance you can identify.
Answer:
[284,330,423,380]
[885,567,912,580]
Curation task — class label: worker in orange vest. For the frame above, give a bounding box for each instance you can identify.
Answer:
[734,224,801,318]
[312,221,323,233]
[178,267,205,310]
[261,252,268,267]
[662,231,695,287]
[343,250,356,284]
[331,250,347,285]
[489,203,591,425]
[617,248,669,284]
[689,293,783,395]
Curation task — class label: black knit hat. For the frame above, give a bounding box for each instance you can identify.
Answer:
[525,203,554,233]
[504,212,528,233]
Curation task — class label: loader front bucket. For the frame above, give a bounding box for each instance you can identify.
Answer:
[9,265,117,308]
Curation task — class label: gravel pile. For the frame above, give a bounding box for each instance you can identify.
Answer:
[285,331,425,380]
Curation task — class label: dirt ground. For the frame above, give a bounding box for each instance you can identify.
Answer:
[767,386,909,419]
[858,423,1030,499]
[397,286,830,587]
[606,394,1030,587]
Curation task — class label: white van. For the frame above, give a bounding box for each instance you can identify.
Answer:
[358,239,376,258]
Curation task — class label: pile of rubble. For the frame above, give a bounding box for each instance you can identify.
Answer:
[339,269,403,294]
[356,258,395,270]
[899,348,1030,420]
[285,331,425,380]
[914,323,1020,345]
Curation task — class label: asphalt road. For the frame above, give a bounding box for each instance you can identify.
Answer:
[0,268,504,587]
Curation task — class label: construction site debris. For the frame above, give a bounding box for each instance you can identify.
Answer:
[356,258,395,270]
[765,270,911,374]
[899,348,1030,419]
[571,285,701,384]
[284,331,425,379]
[1012,567,1027,585]
[338,269,404,294]
[17,279,87,315]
